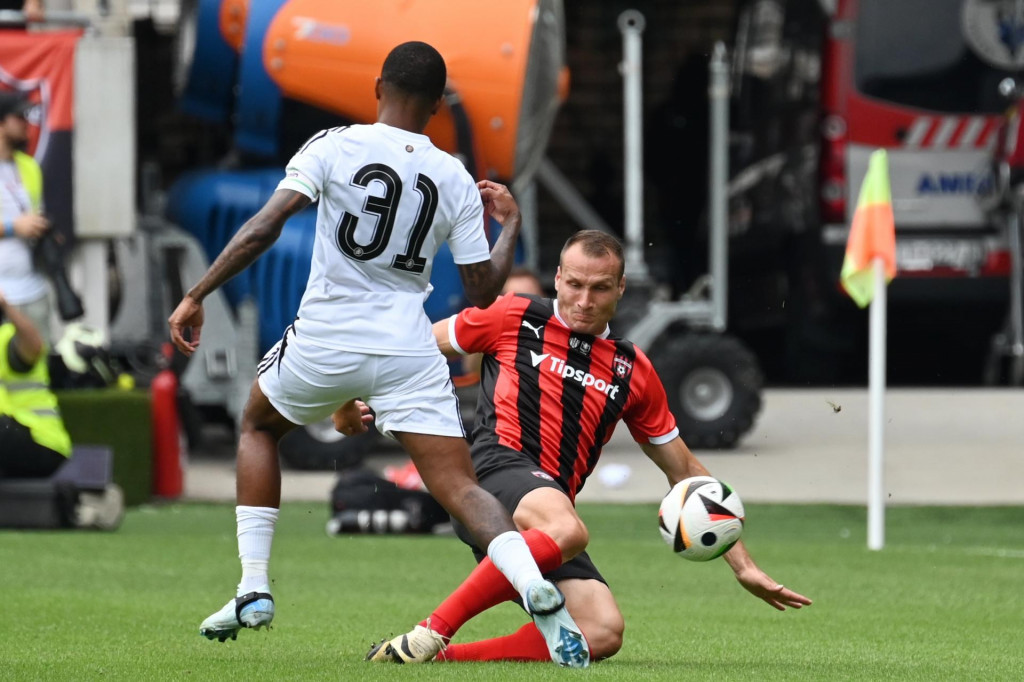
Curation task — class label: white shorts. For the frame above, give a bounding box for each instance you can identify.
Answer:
[256,325,465,439]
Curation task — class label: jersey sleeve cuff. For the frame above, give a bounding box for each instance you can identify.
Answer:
[451,250,493,265]
[448,315,468,355]
[646,427,679,445]
[277,177,318,201]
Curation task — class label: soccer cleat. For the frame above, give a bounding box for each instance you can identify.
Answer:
[365,624,447,663]
[199,589,275,642]
[525,580,590,668]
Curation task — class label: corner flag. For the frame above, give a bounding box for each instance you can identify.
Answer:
[840,149,896,307]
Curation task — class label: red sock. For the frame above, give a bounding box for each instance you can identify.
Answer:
[423,529,562,639]
[438,623,550,662]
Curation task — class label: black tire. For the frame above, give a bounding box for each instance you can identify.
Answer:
[648,332,763,449]
[278,418,379,471]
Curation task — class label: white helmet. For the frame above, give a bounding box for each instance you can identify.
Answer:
[55,323,112,383]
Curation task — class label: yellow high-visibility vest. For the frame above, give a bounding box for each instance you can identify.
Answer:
[0,323,71,457]
[5,150,43,211]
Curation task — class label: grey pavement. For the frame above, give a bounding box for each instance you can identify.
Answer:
[183,388,1024,506]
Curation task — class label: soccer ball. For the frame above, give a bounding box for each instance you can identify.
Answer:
[658,476,745,561]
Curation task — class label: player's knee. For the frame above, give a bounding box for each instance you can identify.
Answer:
[532,517,587,560]
[582,616,624,660]
[550,516,589,559]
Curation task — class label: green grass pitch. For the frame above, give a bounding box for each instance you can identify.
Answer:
[2,502,1022,681]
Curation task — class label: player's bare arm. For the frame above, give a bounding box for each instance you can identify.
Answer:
[0,290,44,365]
[188,189,310,301]
[457,181,522,308]
[642,439,813,611]
[431,317,460,358]
[640,437,710,487]
[168,189,311,355]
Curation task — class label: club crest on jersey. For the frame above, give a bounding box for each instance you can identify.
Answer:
[568,336,592,356]
[613,353,633,379]
[531,470,555,482]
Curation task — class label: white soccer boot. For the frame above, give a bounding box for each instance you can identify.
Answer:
[525,580,590,668]
[199,588,275,642]
[365,624,447,663]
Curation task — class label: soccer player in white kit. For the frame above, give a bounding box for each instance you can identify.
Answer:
[167,41,588,667]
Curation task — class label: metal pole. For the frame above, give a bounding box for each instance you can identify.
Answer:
[536,157,617,235]
[618,10,649,281]
[1008,202,1024,384]
[1009,0,1024,383]
[519,180,540,273]
[709,42,730,332]
[867,257,887,551]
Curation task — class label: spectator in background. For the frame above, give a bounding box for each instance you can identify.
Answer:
[0,90,54,343]
[502,266,545,297]
[0,287,123,531]
[0,288,71,479]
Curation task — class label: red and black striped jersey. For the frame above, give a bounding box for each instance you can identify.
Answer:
[449,293,678,501]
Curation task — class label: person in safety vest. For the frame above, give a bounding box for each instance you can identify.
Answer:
[0,90,55,342]
[0,288,71,478]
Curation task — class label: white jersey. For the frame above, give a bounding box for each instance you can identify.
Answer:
[277,123,490,356]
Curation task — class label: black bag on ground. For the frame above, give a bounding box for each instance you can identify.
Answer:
[327,468,450,535]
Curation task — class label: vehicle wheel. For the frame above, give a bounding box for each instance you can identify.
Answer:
[278,418,379,471]
[648,332,763,449]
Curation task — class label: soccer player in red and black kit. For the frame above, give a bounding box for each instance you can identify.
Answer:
[357,229,812,665]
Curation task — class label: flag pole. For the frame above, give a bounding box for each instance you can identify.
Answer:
[867,256,887,550]
[840,148,894,550]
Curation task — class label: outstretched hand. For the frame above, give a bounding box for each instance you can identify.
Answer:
[332,399,374,436]
[477,180,520,228]
[734,565,813,611]
[168,295,204,356]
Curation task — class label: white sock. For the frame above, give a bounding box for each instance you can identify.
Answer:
[486,531,544,603]
[236,505,279,596]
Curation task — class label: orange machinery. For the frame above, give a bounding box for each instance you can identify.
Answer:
[182,0,568,182]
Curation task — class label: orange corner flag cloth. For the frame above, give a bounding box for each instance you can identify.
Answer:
[840,149,896,308]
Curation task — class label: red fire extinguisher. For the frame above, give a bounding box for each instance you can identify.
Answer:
[151,357,183,499]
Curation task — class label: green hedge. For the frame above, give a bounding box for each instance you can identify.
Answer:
[55,389,152,507]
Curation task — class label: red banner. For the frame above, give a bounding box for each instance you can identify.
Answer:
[0,29,83,242]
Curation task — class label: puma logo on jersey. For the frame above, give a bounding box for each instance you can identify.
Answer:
[521,320,544,338]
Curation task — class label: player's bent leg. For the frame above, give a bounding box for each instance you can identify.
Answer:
[388,582,591,667]
[525,580,590,668]
[395,431,514,547]
[438,579,618,664]
[510,490,593,667]
[513,487,591,561]
[389,433,588,666]
[558,578,624,660]
[237,379,298,508]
